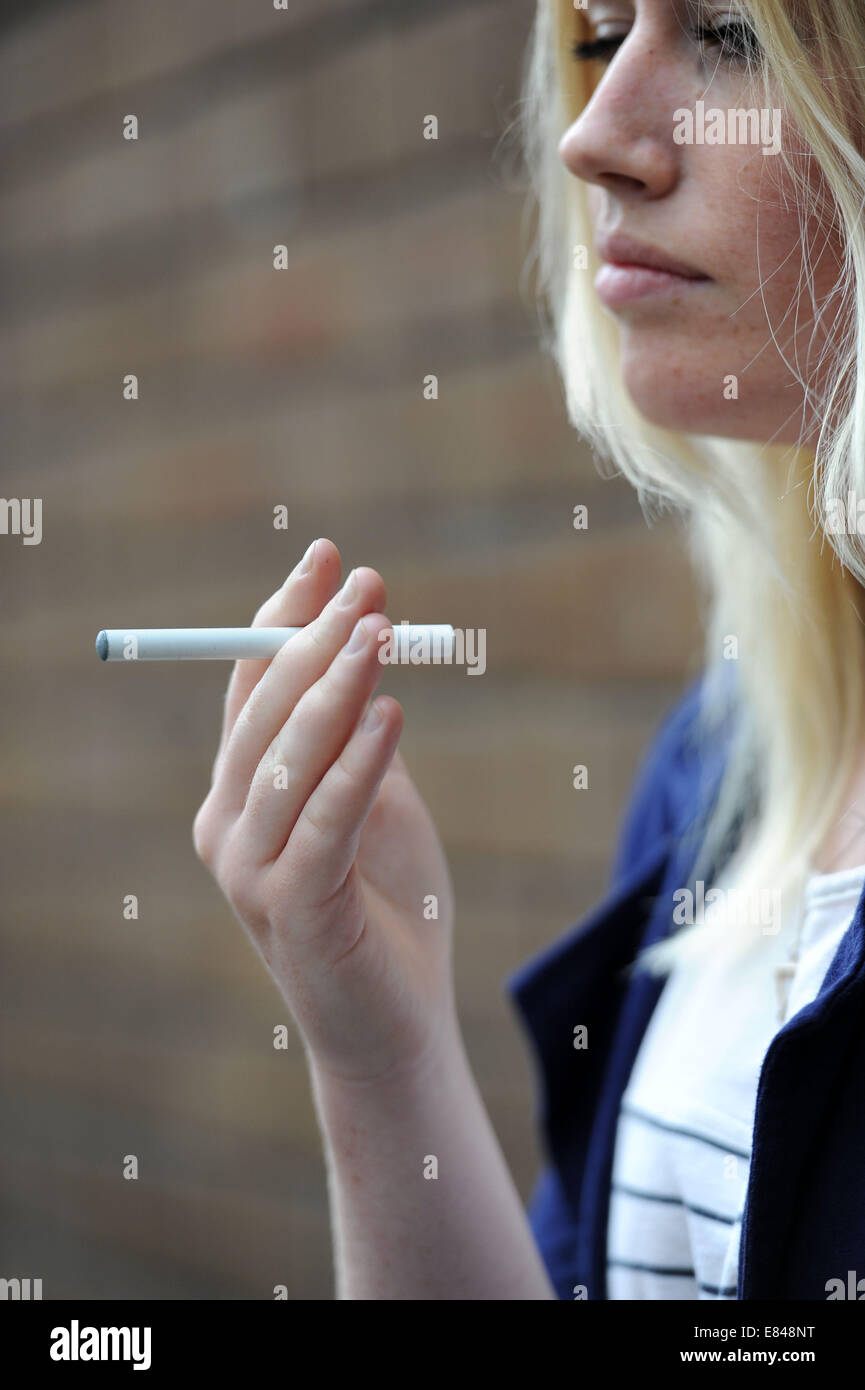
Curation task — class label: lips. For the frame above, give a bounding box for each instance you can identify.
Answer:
[594,233,711,281]
[592,232,712,308]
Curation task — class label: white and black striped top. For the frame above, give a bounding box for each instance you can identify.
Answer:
[606,863,864,1300]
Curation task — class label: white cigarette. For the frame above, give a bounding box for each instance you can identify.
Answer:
[95,625,455,662]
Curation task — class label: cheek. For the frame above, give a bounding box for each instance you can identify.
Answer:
[580,122,844,435]
[721,137,841,323]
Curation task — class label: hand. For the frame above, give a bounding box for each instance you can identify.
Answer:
[193,539,457,1084]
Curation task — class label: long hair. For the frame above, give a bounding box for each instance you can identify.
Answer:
[520,0,865,970]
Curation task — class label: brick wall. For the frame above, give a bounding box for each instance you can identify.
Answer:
[0,0,700,1298]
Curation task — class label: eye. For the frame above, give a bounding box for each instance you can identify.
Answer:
[570,19,761,68]
[570,35,626,67]
[695,20,762,64]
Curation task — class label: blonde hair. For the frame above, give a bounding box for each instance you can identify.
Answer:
[519,0,865,971]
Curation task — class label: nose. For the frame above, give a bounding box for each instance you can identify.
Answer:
[558,39,679,200]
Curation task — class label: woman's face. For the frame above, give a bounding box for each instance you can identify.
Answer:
[558,0,845,446]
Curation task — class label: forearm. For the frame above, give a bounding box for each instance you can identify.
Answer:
[308,1029,557,1301]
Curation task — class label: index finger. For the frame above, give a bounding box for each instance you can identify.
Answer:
[213,537,343,779]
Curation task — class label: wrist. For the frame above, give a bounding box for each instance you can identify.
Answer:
[307,1018,469,1108]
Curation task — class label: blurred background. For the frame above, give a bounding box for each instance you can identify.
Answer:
[0,0,699,1298]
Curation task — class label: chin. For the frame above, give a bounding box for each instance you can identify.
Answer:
[620,358,714,433]
[618,339,815,444]
[619,354,771,440]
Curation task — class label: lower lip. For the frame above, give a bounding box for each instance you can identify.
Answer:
[594,262,711,307]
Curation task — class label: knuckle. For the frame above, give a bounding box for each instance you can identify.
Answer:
[305,617,331,656]
[231,699,257,746]
[195,807,268,931]
[287,670,330,741]
[246,750,288,819]
[334,743,361,795]
[301,796,335,844]
[225,871,261,925]
[192,802,217,866]
[299,756,355,848]
[315,655,344,704]
[220,837,265,924]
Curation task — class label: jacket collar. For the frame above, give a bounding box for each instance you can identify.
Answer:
[737,889,865,1297]
[509,823,865,1298]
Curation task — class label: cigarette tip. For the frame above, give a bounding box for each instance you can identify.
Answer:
[95,630,108,661]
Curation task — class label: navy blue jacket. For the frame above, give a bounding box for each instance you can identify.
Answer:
[506,677,865,1300]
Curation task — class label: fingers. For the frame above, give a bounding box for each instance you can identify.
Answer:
[213,566,387,814]
[269,692,404,909]
[232,609,396,864]
[212,538,343,781]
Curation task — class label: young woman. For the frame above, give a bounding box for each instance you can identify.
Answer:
[192,0,865,1300]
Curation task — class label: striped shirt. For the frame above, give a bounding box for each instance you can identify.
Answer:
[606,863,864,1299]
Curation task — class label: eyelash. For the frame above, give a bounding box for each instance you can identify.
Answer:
[571,21,761,67]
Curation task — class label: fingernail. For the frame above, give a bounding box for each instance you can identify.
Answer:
[337,568,358,608]
[293,539,318,579]
[345,618,368,655]
[361,698,383,732]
